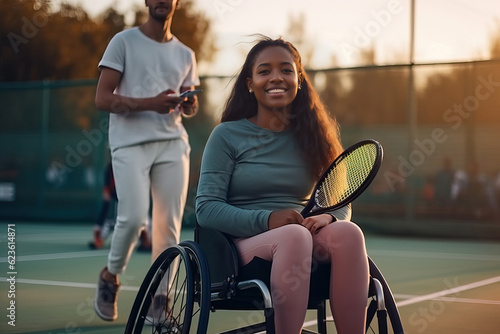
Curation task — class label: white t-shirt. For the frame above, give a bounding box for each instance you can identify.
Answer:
[99,27,200,150]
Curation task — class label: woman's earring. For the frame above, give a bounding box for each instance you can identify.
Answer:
[249,89,253,93]
[298,85,302,90]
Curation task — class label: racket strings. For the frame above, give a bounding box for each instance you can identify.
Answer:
[316,144,377,208]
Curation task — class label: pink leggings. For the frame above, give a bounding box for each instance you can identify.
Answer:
[235,221,369,334]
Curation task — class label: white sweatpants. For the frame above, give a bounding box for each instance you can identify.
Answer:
[107,138,190,275]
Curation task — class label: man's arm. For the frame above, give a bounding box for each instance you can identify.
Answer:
[95,67,186,114]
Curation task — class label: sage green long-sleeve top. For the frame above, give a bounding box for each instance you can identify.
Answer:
[195,119,351,238]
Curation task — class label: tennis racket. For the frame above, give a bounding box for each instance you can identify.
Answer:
[301,139,383,218]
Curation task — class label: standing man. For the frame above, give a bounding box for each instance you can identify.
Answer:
[94,0,200,321]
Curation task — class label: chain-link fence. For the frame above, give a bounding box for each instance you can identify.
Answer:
[1,61,499,234]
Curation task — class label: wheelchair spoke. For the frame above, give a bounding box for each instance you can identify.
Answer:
[125,245,195,334]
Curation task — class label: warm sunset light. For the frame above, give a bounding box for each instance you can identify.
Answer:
[2,1,500,334]
[52,0,500,74]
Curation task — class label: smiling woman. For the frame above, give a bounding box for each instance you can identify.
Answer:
[246,46,300,127]
[218,36,342,178]
[196,36,372,334]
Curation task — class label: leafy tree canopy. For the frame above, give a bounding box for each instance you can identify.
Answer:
[1,0,215,81]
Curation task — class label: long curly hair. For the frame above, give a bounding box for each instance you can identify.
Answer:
[220,36,343,179]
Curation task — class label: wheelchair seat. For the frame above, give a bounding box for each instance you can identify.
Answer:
[126,223,404,334]
[196,224,330,334]
[195,223,403,334]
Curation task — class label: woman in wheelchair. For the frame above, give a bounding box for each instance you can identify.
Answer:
[195,36,369,334]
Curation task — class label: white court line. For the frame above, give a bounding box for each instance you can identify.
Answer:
[369,249,500,262]
[2,275,499,332]
[397,275,500,307]
[4,248,498,264]
[301,276,500,330]
[0,250,109,262]
[395,294,500,305]
[9,234,90,242]
[0,277,139,292]
[303,317,333,330]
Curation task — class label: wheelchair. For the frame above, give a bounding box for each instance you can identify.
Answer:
[125,222,404,334]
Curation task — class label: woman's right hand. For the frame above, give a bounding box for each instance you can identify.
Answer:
[268,209,304,230]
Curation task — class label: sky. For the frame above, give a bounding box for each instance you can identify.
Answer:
[51,0,500,76]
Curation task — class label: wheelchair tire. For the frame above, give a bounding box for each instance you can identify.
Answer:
[180,240,211,334]
[366,257,405,334]
[125,245,195,334]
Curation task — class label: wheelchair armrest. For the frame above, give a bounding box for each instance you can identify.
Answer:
[196,226,241,285]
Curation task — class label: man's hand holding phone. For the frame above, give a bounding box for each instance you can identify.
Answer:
[179,89,203,98]
[178,89,202,117]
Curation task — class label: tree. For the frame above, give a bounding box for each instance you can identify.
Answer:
[319,47,409,126]
[172,0,216,64]
[0,0,215,81]
[0,0,125,81]
[286,12,314,67]
[488,19,500,59]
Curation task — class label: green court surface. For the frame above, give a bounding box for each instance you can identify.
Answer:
[1,221,499,333]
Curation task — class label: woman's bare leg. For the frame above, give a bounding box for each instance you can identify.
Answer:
[235,224,313,334]
[313,221,369,334]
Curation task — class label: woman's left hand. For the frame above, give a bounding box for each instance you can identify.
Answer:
[301,214,334,234]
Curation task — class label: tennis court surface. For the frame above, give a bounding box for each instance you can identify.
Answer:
[1,221,499,333]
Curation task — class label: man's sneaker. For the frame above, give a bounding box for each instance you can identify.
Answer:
[89,227,104,249]
[94,267,120,321]
[145,294,173,325]
[145,295,182,331]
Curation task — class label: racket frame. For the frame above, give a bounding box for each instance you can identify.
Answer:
[301,139,383,217]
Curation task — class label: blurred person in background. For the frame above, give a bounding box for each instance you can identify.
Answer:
[434,157,455,205]
[451,161,497,219]
[88,162,151,251]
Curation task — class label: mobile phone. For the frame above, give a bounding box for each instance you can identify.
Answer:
[179,89,203,98]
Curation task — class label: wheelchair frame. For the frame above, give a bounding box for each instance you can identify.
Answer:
[125,224,404,334]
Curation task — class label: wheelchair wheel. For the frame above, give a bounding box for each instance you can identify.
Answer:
[365,257,404,334]
[125,245,195,334]
[180,240,211,334]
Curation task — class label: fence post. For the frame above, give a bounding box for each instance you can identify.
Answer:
[37,79,50,208]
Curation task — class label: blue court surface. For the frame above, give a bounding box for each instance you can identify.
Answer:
[1,221,499,333]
